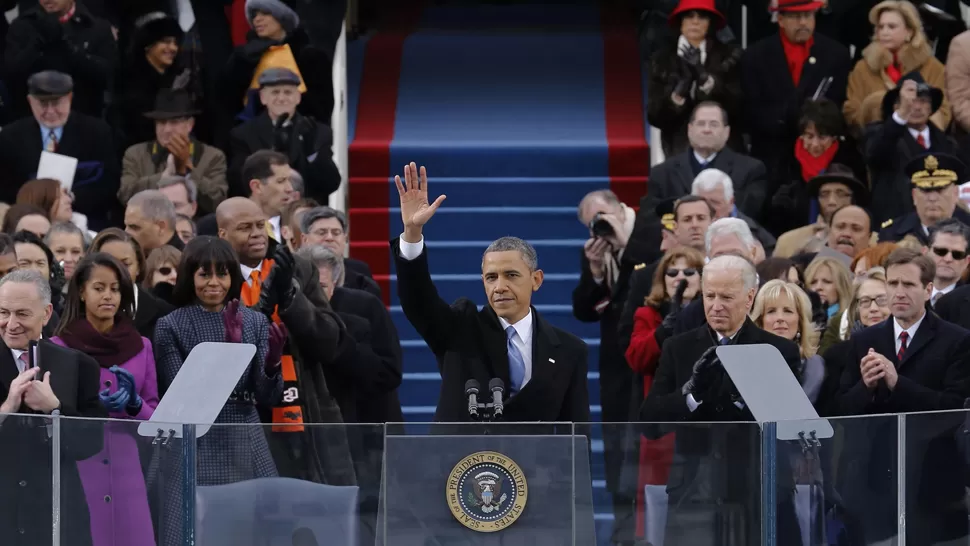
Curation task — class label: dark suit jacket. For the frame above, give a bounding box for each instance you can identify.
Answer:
[0,113,120,230]
[135,285,173,345]
[935,284,970,330]
[741,32,851,172]
[344,257,382,299]
[393,238,590,423]
[0,338,105,546]
[879,208,970,246]
[329,286,404,423]
[834,313,970,543]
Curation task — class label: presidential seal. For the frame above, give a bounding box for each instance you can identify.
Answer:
[446,451,528,532]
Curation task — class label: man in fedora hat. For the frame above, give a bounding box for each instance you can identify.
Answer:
[228,67,340,202]
[118,89,228,217]
[741,0,850,175]
[866,74,958,224]
[774,163,870,257]
[879,153,970,247]
[0,70,120,230]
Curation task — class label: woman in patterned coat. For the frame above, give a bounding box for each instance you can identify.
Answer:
[153,236,284,546]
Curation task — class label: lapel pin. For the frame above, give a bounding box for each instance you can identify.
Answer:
[548,358,556,363]
[809,57,817,64]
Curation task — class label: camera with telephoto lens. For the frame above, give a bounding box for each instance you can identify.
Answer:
[915,82,932,100]
[589,213,615,238]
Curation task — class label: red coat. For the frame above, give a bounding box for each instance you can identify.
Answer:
[625,305,676,538]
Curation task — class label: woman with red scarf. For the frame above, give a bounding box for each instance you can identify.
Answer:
[51,252,159,546]
[770,98,866,235]
[844,0,950,133]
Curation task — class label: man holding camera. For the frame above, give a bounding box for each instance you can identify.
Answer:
[865,73,958,225]
[572,189,650,544]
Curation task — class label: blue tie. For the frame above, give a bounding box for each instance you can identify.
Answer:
[719,337,730,346]
[506,326,526,394]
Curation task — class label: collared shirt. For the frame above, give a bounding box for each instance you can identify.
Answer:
[931,283,956,307]
[268,216,282,243]
[893,312,925,355]
[694,150,717,167]
[240,262,264,286]
[892,112,930,148]
[11,342,39,373]
[40,126,64,150]
[399,235,535,388]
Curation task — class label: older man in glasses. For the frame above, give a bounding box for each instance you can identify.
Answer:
[923,218,970,307]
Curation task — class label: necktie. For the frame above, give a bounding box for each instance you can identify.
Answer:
[931,292,941,307]
[265,222,277,242]
[506,326,526,394]
[45,132,58,152]
[897,331,909,362]
[916,133,927,149]
[249,269,260,287]
[17,352,28,372]
[719,337,730,346]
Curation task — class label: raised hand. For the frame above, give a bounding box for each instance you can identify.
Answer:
[394,162,446,240]
[110,366,143,414]
[265,322,287,373]
[222,299,244,343]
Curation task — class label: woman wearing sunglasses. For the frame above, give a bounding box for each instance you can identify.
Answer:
[144,245,182,291]
[624,245,703,539]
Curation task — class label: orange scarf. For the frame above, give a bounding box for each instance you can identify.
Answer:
[241,259,304,432]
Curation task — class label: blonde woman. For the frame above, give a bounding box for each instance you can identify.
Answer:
[843,0,950,131]
[751,280,825,402]
[805,256,853,319]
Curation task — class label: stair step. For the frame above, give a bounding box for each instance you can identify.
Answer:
[391,304,601,340]
[400,338,601,374]
[349,176,644,208]
[351,239,585,275]
[350,207,587,242]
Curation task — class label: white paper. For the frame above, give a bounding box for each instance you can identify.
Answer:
[37,151,78,190]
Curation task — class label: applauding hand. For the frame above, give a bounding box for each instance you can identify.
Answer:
[222,299,244,343]
[394,162,446,242]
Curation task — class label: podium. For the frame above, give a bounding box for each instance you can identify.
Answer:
[376,424,595,545]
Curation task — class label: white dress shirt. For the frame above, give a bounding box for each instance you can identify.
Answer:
[268,216,282,243]
[892,111,930,148]
[893,312,925,355]
[694,150,718,167]
[399,235,534,388]
[931,283,956,307]
[240,262,264,285]
[11,343,38,373]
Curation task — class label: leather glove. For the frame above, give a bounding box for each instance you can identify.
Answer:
[681,345,720,399]
[271,245,297,310]
[807,290,828,333]
[99,387,129,412]
[679,43,702,67]
[672,76,693,100]
[222,299,244,343]
[265,322,287,374]
[655,280,688,345]
[254,267,280,318]
[110,366,143,415]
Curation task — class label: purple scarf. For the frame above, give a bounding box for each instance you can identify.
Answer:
[57,316,144,368]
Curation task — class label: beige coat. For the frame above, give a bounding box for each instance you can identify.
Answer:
[118,140,228,215]
[843,41,950,132]
[945,30,970,133]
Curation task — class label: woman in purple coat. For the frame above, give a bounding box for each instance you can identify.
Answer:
[52,252,160,546]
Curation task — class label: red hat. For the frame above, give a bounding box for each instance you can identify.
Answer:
[770,0,826,12]
[668,0,726,29]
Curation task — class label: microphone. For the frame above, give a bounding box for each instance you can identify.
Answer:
[489,378,505,420]
[465,379,480,420]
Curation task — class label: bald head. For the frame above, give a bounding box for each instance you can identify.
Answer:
[828,205,871,258]
[217,197,269,267]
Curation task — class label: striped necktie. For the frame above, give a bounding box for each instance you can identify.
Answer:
[506,326,526,394]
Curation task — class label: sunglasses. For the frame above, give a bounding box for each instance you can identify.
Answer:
[665,268,698,278]
[157,266,174,276]
[932,247,967,260]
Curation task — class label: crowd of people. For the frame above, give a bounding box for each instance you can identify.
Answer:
[581,0,970,545]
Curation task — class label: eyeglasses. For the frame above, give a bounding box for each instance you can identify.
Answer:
[157,266,174,276]
[932,247,967,260]
[858,296,888,308]
[665,268,698,278]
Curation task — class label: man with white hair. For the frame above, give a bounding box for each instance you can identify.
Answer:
[640,254,802,545]
[691,168,776,255]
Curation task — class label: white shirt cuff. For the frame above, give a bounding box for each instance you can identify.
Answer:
[398,235,425,261]
[686,393,702,412]
[892,111,907,125]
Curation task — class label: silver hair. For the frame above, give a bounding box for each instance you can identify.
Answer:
[296,244,344,286]
[482,237,538,271]
[45,221,88,250]
[703,254,758,293]
[0,268,51,306]
[691,168,735,202]
[128,190,177,229]
[577,189,620,221]
[300,206,347,234]
[157,175,198,204]
[290,169,304,194]
[705,217,756,256]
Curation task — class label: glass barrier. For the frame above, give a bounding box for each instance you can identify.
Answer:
[28,412,970,546]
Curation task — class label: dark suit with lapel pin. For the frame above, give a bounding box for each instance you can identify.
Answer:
[0,113,120,230]
[392,238,590,424]
[0,338,106,546]
[741,32,850,180]
[835,313,970,545]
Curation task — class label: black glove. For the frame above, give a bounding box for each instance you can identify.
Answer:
[672,76,693,100]
[655,280,688,345]
[807,290,828,333]
[679,43,702,67]
[271,245,297,309]
[681,345,720,399]
[254,267,280,317]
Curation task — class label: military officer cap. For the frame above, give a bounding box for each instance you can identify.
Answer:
[258,68,302,89]
[655,198,676,232]
[27,71,73,99]
[906,153,965,191]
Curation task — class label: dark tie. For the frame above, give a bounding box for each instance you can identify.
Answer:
[916,133,927,149]
[719,337,730,346]
[897,331,909,361]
